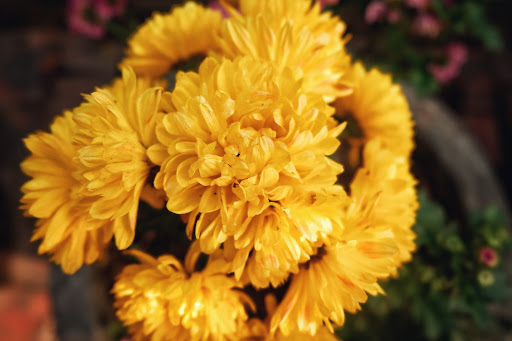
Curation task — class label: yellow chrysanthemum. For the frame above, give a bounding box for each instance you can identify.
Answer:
[347,139,418,265]
[239,318,339,340]
[270,228,399,336]
[148,56,347,288]
[333,61,414,161]
[120,2,223,77]
[113,246,254,341]
[20,113,115,273]
[72,67,166,250]
[237,295,340,340]
[217,0,351,101]
[268,140,418,336]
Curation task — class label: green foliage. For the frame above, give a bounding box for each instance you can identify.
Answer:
[337,191,511,341]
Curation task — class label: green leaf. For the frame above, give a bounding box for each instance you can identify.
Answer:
[479,25,504,51]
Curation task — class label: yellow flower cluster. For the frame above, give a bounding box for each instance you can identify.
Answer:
[113,245,254,341]
[20,0,418,339]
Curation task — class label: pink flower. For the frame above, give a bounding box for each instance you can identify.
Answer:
[365,1,387,24]
[404,0,431,10]
[428,42,468,84]
[94,0,127,20]
[387,9,402,24]
[67,0,106,39]
[412,13,441,38]
[428,63,458,84]
[479,247,498,267]
[67,0,127,39]
[319,0,340,7]
[446,42,469,66]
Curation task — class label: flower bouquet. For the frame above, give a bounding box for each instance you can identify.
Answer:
[20,0,419,339]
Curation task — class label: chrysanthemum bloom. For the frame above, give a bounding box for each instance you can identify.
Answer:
[270,228,399,335]
[148,56,347,288]
[240,318,340,340]
[112,246,255,341]
[333,61,414,164]
[73,67,167,250]
[346,139,418,265]
[237,295,340,340]
[22,1,420,339]
[20,113,115,273]
[120,2,223,77]
[268,140,417,335]
[217,0,352,102]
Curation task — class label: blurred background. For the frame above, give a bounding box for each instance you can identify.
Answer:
[0,0,511,340]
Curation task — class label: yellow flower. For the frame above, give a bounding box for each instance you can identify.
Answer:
[120,2,223,77]
[234,178,346,288]
[73,67,166,250]
[112,245,254,341]
[237,295,340,340]
[217,0,351,102]
[268,140,418,336]
[148,56,347,288]
[347,139,418,265]
[239,318,340,340]
[333,61,414,162]
[20,112,115,273]
[270,228,399,336]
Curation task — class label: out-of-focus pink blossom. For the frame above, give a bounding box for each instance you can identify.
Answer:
[479,247,498,267]
[428,42,469,84]
[404,0,431,10]
[442,0,454,7]
[412,13,441,38]
[446,42,469,65]
[387,9,402,24]
[94,0,127,20]
[67,0,106,39]
[67,0,127,39]
[319,0,340,7]
[365,1,387,24]
[428,63,457,84]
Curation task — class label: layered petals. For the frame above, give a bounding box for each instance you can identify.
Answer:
[270,229,399,336]
[112,247,254,341]
[73,67,166,249]
[346,139,418,265]
[120,2,223,77]
[217,0,351,101]
[149,56,348,288]
[21,1,420,339]
[333,61,415,160]
[20,112,115,273]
